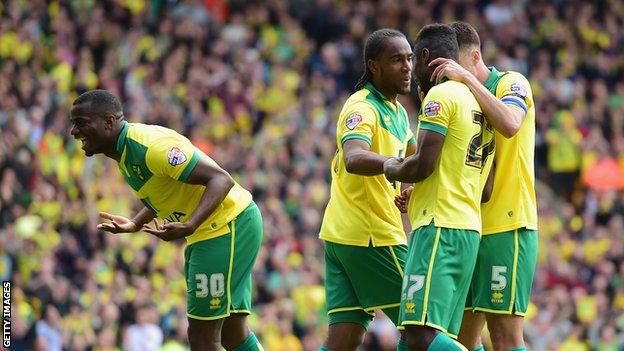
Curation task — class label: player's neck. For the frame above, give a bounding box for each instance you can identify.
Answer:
[104,123,126,162]
[475,61,490,84]
[371,80,398,103]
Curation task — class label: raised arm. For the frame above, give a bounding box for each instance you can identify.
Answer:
[430,58,527,138]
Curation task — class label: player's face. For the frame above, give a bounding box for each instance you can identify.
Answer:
[458,47,477,76]
[377,37,413,95]
[413,47,434,95]
[70,104,112,156]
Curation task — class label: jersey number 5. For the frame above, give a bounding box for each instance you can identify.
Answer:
[466,111,495,171]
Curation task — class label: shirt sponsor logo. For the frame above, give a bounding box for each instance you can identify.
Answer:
[510,83,527,98]
[346,113,363,130]
[423,101,441,117]
[167,147,187,166]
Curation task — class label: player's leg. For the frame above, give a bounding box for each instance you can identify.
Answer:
[321,241,373,351]
[187,317,224,351]
[400,223,478,351]
[322,318,369,351]
[221,202,265,351]
[457,311,486,351]
[373,245,408,351]
[458,245,487,350]
[472,229,538,351]
[485,314,525,351]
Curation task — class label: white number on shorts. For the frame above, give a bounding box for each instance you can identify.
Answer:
[402,274,425,300]
[210,273,225,297]
[195,273,209,298]
[195,273,225,298]
[491,266,507,291]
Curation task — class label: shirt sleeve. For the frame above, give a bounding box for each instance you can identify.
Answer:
[338,101,377,146]
[145,134,201,181]
[406,127,416,146]
[497,72,533,116]
[418,85,455,136]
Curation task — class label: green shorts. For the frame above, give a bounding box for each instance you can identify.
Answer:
[324,241,407,329]
[399,221,480,338]
[185,202,262,320]
[466,228,538,316]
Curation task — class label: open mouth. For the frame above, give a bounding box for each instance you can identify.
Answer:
[77,137,88,149]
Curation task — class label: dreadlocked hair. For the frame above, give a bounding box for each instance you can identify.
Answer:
[354,28,407,91]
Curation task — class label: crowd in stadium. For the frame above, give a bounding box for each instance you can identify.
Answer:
[1,0,623,350]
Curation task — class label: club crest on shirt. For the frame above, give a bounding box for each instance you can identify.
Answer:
[510,83,527,98]
[167,147,187,166]
[346,113,363,130]
[423,101,441,117]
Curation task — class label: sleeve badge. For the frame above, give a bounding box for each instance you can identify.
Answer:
[346,113,363,130]
[423,101,441,117]
[510,83,528,98]
[167,147,187,166]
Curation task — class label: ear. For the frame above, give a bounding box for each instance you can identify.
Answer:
[367,58,378,76]
[104,115,116,130]
[421,48,430,63]
[472,48,481,64]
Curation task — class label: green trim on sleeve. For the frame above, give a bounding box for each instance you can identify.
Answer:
[407,136,416,146]
[341,133,372,146]
[419,121,447,136]
[178,150,200,181]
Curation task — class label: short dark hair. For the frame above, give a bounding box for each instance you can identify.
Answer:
[413,24,459,62]
[450,22,480,51]
[354,28,407,91]
[73,89,123,118]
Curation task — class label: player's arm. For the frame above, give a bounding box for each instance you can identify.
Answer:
[429,58,526,138]
[183,158,235,230]
[384,129,444,183]
[343,139,390,175]
[481,163,495,203]
[405,137,417,157]
[98,206,156,233]
[143,158,234,241]
[340,104,389,175]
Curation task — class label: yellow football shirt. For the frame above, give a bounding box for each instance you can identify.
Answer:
[115,122,252,245]
[481,68,538,234]
[408,81,494,232]
[319,82,415,247]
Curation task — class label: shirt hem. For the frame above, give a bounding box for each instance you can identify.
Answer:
[482,222,538,235]
[319,236,406,247]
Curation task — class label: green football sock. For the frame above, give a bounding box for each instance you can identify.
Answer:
[232,332,264,351]
[471,346,485,351]
[427,333,466,351]
[397,339,409,351]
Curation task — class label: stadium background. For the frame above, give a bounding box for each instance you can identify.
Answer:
[1,0,623,349]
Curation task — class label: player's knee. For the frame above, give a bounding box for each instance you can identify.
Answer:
[326,334,364,351]
[188,322,221,351]
[405,326,437,351]
[488,324,523,350]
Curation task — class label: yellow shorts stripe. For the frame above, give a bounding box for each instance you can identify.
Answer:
[420,227,442,323]
[389,246,404,278]
[508,229,520,313]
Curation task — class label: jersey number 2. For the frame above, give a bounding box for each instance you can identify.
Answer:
[466,111,495,171]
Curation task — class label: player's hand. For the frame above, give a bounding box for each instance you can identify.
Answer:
[383,157,403,182]
[394,186,413,213]
[142,219,195,242]
[97,212,140,233]
[429,58,470,85]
